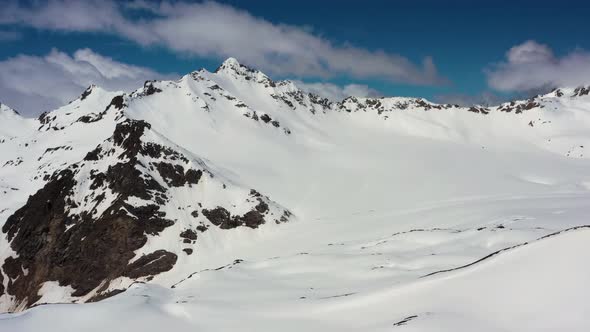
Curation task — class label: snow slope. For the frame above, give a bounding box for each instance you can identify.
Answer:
[1,58,590,330]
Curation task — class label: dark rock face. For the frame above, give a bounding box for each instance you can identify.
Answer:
[185,169,203,184]
[202,194,270,230]
[202,207,235,229]
[338,97,453,116]
[80,86,94,101]
[155,162,187,187]
[37,112,60,131]
[107,95,126,111]
[155,163,202,187]
[0,268,4,296]
[255,200,269,213]
[113,119,150,155]
[180,229,198,241]
[573,86,590,97]
[0,117,292,310]
[2,257,19,281]
[142,81,163,96]
[0,119,187,308]
[38,111,52,124]
[467,106,490,114]
[497,100,541,113]
[239,210,265,228]
[84,146,102,161]
[243,110,289,133]
[76,112,105,124]
[125,250,177,279]
[141,142,188,161]
[1,162,177,307]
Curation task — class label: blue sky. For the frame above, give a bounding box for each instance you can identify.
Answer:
[1,0,590,116]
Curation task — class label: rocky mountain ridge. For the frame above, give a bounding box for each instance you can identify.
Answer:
[1,57,590,312]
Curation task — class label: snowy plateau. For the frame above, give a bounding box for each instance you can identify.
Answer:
[1,58,590,331]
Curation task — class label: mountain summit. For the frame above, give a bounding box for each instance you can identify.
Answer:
[0,102,18,115]
[1,58,590,329]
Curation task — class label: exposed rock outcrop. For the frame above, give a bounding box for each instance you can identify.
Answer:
[1,117,292,311]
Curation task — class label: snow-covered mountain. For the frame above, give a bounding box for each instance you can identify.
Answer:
[1,58,590,331]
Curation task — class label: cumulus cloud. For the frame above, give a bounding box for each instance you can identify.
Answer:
[487,40,590,92]
[1,1,125,32]
[0,48,172,116]
[293,81,381,101]
[0,0,446,85]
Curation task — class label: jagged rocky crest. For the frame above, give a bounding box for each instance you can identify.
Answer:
[1,57,590,312]
[1,114,291,310]
[0,103,20,116]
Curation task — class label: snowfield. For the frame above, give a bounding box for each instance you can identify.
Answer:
[1,59,590,331]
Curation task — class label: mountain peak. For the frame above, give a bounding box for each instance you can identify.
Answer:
[0,102,19,116]
[215,57,247,73]
[222,57,241,67]
[70,84,109,104]
[213,57,278,89]
[80,85,96,101]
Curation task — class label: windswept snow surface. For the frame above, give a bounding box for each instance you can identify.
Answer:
[1,59,590,330]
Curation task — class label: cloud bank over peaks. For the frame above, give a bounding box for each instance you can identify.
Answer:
[487,40,590,92]
[1,0,447,86]
[293,81,381,102]
[0,48,173,116]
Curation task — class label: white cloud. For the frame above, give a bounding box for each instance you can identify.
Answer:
[506,40,554,64]
[1,1,123,32]
[0,0,446,85]
[0,48,172,117]
[487,40,590,92]
[293,81,381,101]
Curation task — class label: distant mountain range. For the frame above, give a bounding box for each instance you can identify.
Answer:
[1,57,590,319]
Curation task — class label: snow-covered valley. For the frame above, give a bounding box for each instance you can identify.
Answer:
[1,58,589,331]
